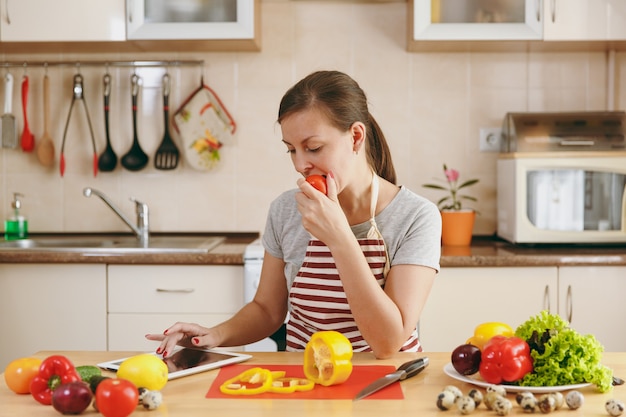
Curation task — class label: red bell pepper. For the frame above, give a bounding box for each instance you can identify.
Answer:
[478,335,533,384]
[30,355,81,405]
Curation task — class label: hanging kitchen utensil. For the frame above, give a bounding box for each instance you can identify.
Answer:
[20,74,35,152]
[121,73,149,171]
[154,73,179,170]
[97,73,117,172]
[172,77,236,171]
[1,72,18,149]
[59,73,98,177]
[37,72,55,167]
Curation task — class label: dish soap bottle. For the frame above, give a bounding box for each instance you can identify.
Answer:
[4,192,28,240]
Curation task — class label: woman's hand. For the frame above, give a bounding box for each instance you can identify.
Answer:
[145,322,220,358]
[296,172,351,245]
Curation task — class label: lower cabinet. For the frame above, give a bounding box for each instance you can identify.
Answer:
[107,265,244,351]
[0,264,107,370]
[420,266,626,353]
[419,267,558,352]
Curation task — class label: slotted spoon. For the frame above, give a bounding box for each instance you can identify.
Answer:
[154,73,179,170]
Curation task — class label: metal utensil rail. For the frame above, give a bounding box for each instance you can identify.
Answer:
[0,60,204,69]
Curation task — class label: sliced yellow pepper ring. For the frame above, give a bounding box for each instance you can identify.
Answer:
[303,330,353,387]
[270,377,315,394]
[219,367,274,395]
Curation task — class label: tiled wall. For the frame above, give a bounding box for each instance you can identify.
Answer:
[0,1,622,236]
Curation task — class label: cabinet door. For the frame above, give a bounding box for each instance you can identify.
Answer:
[411,0,542,41]
[126,0,255,40]
[419,267,558,352]
[0,0,125,42]
[108,265,244,351]
[542,0,607,40]
[558,266,626,351]
[0,264,107,370]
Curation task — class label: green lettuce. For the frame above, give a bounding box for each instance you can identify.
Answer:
[514,310,613,392]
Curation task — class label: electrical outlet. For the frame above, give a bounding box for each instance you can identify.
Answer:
[479,127,502,152]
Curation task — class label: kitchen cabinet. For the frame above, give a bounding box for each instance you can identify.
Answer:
[419,267,558,352]
[0,0,126,42]
[0,264,107,370]
[126,0,256,40]
[558,266,626,352]
[420,265,626,352]
[107,265,244,351]
[409,0,623,50]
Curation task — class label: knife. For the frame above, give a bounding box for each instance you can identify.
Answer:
[353,357,429,401]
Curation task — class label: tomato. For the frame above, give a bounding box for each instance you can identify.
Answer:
[95,378,139,417]
[4,357,42,394]
[306,175,327,195]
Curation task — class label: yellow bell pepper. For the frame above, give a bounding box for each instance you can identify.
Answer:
[270,377,315,394]
[219,367,274,395]
[466,322,514,350]
[303,330,353,387]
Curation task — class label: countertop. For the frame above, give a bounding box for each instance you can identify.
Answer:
[1,351,624,416]
[0,234,624,267]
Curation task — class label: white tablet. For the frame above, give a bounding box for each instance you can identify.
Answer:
[97,348,252,380]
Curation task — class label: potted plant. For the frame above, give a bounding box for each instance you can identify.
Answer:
[423,164,479,246]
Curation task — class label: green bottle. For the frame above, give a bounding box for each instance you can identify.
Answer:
[4,192,28,241]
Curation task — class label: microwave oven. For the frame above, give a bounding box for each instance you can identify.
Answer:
[496,112,626,244]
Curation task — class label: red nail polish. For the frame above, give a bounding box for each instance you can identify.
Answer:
[193,337,200,345]
[162,351,167,358]
[156,347,162,354]
[163,329,169,335]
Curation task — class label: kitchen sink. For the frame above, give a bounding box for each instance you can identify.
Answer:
[0,235,226,254]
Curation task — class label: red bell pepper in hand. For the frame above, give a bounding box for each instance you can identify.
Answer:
[30,355,81,405]
[479,335,533,384]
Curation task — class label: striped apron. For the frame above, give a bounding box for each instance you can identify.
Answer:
[286,174,420,352]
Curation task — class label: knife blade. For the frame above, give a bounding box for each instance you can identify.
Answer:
[353,356,429,401]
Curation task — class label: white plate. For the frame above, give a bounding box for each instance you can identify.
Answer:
[443,363,592,393]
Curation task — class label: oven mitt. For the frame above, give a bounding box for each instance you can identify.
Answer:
[173,83,236,171]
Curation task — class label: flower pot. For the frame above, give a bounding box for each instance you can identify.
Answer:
[440,210,475,246]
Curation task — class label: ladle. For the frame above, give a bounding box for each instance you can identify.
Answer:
[36,74,55,167]
[121,74,148,171]
[97,74,117,172]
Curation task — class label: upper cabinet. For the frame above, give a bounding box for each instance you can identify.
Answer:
[409,0,626,51]
[127,0,255,41]
[0,0,260,52]
[0,0,126,42]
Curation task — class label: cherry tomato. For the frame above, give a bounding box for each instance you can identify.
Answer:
[4,357,42,394]
[95,378,139,417]
[306,175,327,195]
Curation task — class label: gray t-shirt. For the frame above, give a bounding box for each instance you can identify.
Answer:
[262,185,441,289]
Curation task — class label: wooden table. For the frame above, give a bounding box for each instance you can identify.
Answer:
[1,351,624,416]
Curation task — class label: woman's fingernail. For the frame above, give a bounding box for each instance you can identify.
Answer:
[163,329,169,335]
[162,351,167,358]
[156,347,162,354]
[192,338,200,345]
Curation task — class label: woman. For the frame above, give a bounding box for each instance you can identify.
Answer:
[146,70,441,359]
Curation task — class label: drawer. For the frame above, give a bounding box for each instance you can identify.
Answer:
[108,313,235,351]
[108,265,244,314]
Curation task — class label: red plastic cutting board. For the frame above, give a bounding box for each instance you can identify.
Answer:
[206,364,404,400]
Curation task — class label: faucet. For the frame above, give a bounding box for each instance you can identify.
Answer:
[83,187,149,246]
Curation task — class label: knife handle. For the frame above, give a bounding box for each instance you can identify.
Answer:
[400,357,429,379]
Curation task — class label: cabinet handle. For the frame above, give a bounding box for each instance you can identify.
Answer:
[550,0,556,23]
[566,284,573,323]
[128,0,133,23]
[543,285,551,312]
[5,0,10,25]
[535,0,541,22]
[156,288,195,293]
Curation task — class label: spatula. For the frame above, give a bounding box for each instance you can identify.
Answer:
[1,73,17,149]
[20,75,35,152]
[154,73,179,170]
[37,74,55,167]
